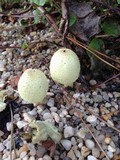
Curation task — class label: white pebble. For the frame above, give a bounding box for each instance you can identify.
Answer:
[76,128,86,139]
[29,156,35,160]
[87,155,98,160]
[6,122,12,131]
[61,140,72,151]
[107,120,114,127]
[73,93,80,99]
[22,155,29,160]
[20,151,27,158]
[27,143,36,156]
[4,140,11,150]
[108,145,116,152]
[0,143,5,151]
[51,112,60,123]
[92,148,100,158]
[28,108,37,116]
[64,126,74,138]
[86,115,97,124]
[43,112,53,120]
[23,113,35,122]
[59,109,68,117]
[85,139,95,150]
[50,107,57,112]
[89,80,97,85]
[17,121,28,129]
[107,151,113,158]
[47,98,55,107]
[105,102,111,108]
[43,155,52,160]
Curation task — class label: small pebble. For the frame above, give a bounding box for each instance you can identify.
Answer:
[0,143,5,151]
[43,112,53,120]
[104,137,111,144]
[81,146,90,157]
[47,98,55,107]
[19,144,28,154]
[108,145,116,152]
[107,151,113,159]
[22,155,29,160]
[85,139,95,150]
[27,143,36,156]
[20,151,27,159]
[107,120,114,126]
[43,155,52,160]
[29,156,35,160]
[67,149,76,160]
[6,122,12,131]
[89,80,97,85]
[61,140,72,151]
[76,128,86,139]
[87,155,98,160]
[23,113,35,122]
[17,121,28,129]
[73,93,80,99]
[105,102,111,108]
[92,148,100,158]
[86,115,97,124]
[64,126,74,138]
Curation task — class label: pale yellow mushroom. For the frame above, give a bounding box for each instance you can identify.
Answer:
[18,69,49,104]
[50,48,80,87]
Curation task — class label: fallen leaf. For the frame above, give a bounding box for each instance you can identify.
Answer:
[42,140,56,156]
[9,74,21,88]
[68,2,100,41]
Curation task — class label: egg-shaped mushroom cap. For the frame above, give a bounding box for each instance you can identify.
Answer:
[18,69,49,104]
[50,48,80,86]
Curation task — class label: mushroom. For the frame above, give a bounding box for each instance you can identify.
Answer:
[18,69,49,104]
[50,48,80,87]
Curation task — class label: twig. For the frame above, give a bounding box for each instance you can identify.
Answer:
[10,107,17,160]
[67,36,120,71]
[0,5,32,16]
[37,6,59,34]
[91,0,120,16]
[59,0,69,45]
[91,72,120,89]
[87,108,120,133]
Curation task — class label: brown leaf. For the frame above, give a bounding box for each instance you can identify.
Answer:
[42,140,56,156]
[9,74,21,88]
[68,2,100,41]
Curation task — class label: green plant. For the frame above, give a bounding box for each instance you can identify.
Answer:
[29,120,61,144]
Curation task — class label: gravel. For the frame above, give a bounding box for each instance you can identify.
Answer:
[85,139,95,150]
[0,22,119,160]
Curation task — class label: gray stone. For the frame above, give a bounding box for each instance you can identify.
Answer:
[87,155,98,160]
[67,149,76,160]
[92,148,100,158]
[61,140,72,151]
[64,126,74,138]
[85,139,95,150]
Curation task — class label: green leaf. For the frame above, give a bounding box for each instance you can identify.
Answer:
[89,38,104,51]
[33,9,41,24]
[30,0,50,6]
[117,0,120,4]
[102,19,120,37]
[21,43,28,49]
[29,120,61,144]
[69,14,77,27]
[88,38,104,70]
